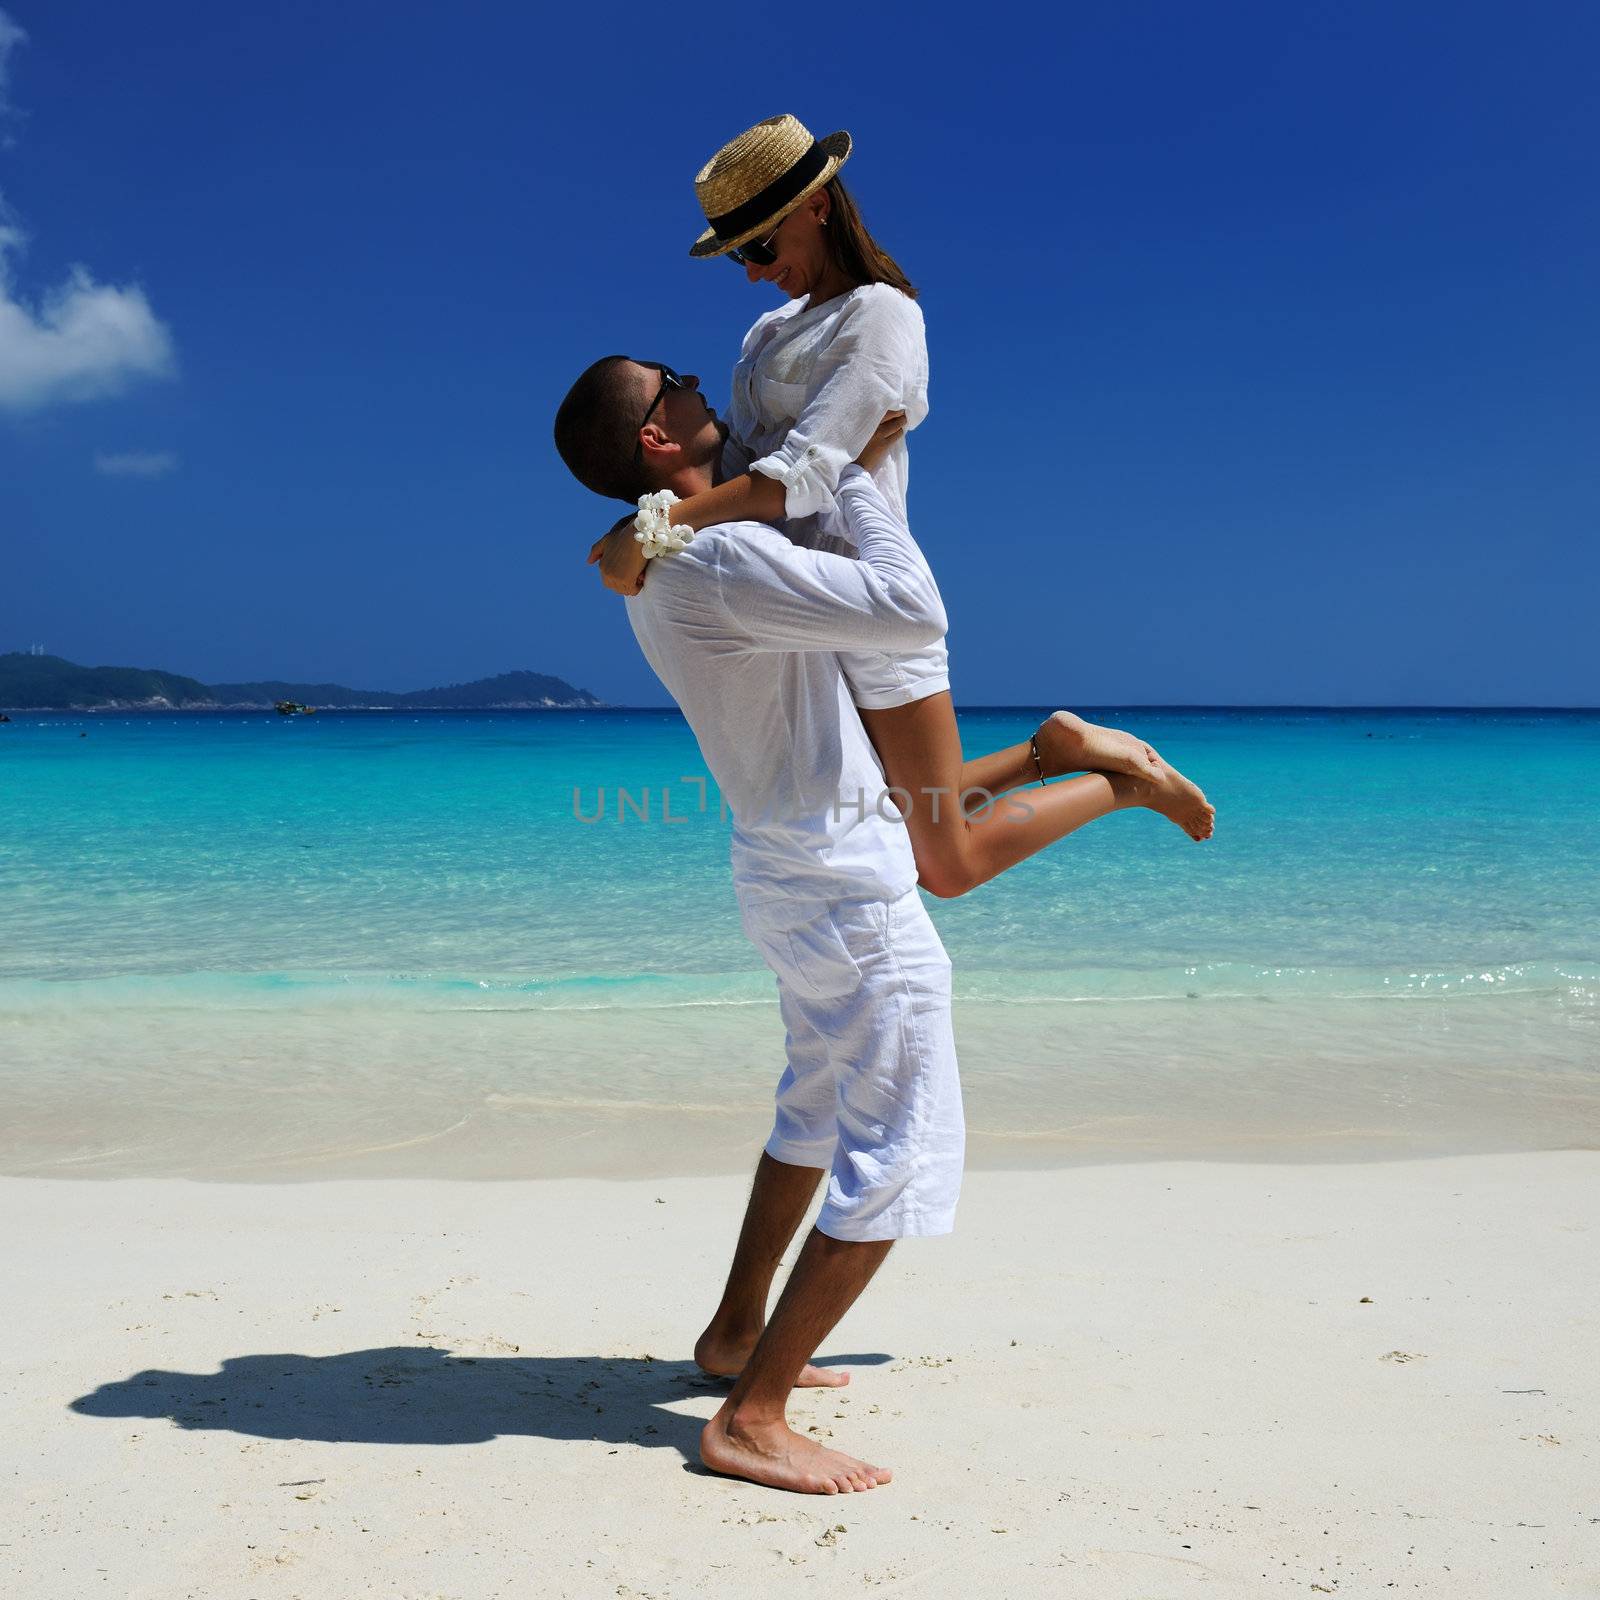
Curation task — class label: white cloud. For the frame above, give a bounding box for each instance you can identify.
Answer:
[95,449,178,478]
[0,12,177,414]
[0,208,177,414]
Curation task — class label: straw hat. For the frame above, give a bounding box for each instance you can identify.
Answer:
[690,114,852,259]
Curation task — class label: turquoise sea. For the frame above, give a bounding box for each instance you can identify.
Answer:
[2,708,1596,1178]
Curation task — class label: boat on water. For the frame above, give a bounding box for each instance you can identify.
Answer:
[274,701,317,716]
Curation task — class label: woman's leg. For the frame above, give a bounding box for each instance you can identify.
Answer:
[858,693,1213,899]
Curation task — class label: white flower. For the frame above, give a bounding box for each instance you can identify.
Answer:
[634,489,693,559]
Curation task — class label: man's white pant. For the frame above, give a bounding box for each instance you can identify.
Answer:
[739,886,964,1242]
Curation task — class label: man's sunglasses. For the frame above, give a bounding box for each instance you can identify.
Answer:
[634,364,687,459]
[727,221,783,268]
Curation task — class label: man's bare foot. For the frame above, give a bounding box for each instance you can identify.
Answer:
[1119,762,1216,841]
[701,1403,891,1495]
[694,1328,849,1389]
[1035,710,1161,780]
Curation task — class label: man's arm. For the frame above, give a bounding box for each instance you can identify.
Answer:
[712,465,946,656]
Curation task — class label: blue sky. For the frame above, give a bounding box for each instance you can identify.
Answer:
[0,2,1595,706]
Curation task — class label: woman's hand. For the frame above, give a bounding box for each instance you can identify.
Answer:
[586,514,649,596]
[854,410,907,475]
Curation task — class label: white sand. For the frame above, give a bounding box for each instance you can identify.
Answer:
[5,1154,1596,1597]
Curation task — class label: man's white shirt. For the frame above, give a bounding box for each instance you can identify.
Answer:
[623,466,946,914]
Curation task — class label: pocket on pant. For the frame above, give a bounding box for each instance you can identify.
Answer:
[743,902,863,1001]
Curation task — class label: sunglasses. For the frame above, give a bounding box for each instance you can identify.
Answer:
[727,221,783,268]
[634,364,687,461]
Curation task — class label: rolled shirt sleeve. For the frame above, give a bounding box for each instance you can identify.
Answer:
[747,286,929,520]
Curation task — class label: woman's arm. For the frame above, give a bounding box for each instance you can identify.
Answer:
[590,472,788,595]
[670,471,788,533]
[589,397,911,595]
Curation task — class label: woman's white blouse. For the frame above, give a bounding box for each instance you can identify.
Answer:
[723,283,949,711]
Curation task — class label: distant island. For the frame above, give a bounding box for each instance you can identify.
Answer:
[0,654,605,711]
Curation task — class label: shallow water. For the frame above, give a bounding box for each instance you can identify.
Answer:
[2,708,1596,1177]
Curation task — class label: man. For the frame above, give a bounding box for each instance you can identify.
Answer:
[553,358,1157,1495]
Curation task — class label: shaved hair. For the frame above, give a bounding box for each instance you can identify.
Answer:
[553,355,651,503]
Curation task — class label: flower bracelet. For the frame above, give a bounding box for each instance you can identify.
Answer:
[634,490,695,559]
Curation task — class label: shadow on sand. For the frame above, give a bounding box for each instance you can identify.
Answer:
[68,1347,894,1467]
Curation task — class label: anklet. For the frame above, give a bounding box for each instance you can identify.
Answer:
[1030,732,1048,785]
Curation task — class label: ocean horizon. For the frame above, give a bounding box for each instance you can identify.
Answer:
[3,706,1596,1181]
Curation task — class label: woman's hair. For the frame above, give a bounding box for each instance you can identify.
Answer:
[822,179,916,300]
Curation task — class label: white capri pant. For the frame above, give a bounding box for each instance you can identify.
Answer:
[738,886,964,1242]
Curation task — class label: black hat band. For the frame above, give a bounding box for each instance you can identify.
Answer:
[708,140,831,242]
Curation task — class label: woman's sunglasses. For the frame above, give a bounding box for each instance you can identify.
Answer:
[727,222,783,268]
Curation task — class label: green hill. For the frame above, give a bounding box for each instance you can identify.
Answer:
[207,669,604,709]
[0,654,604,711]
[0,654,216,709]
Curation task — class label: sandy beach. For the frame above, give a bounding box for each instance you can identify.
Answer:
[7,0,1598,1587]
[6,1152,1596,1597]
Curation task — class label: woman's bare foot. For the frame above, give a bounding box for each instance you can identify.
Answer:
[693,1327,849,1389]
[1117,763,1216,841]
[1034,710,1161,780]
[701,1403,891,1495]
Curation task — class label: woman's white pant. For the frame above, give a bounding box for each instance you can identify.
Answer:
[739,887,964,1242]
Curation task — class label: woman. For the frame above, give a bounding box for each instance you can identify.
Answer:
[591,116,1213,893]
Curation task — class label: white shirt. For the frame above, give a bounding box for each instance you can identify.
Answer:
[624,467,946,912]
[722,283,950,711]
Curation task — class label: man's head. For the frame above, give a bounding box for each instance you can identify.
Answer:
[553,357,725,504]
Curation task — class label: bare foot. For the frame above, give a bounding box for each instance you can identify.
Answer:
[1035,710,1161,780]
[694,1329,849,1390]
[1120,762,1216,841]
[700,1403,891,1495]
